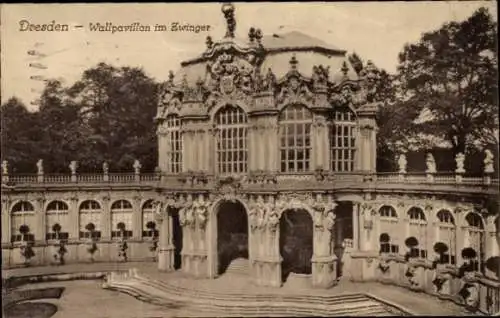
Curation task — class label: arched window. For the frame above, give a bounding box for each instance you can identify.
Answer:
[111,200,133,239]
[142,200,158,238]
[165,115,182,173]
[79,200,102,240]
[330,109,356,172]
[379,233,399,254]
[279,104,312,173]
[379,206,397,218]
[435,210,456,264]
[408,207,427,259]
[215,105,248,174]
[464,212,485,272]
[11,201,35,242]
[46,201,69,240]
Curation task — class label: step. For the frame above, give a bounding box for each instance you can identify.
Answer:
[225,258,250,275]
[104,278,404,317]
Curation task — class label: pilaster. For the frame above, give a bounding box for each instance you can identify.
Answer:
[68,196,79,241]
[158,208,173,271]
[101,195,111,240]
[132,196,142,240]
[35,196,46,242]
[2,197,11,244]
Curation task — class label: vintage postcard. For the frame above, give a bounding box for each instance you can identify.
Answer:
[1,2,498,318]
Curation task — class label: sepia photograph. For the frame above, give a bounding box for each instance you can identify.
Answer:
[1,2,499,317]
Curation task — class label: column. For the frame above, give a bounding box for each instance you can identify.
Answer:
[132,196,142,240]
[182,131,190,172]
[323,124,330,171]
[35,197,46,243]
[272,125,280,172]
[158,212,173,271]
[249,126,255,171]
[311,210,338,288]
[2,198,11,244]
[257,127,264,170]
[204,129,211,172]
[209,129,216,174]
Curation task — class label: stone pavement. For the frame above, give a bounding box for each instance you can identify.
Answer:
[3,262,471,316]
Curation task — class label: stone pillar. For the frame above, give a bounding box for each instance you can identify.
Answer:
[157,210,173,271]
[323,123,330,171]
[35,197,46,243]
[311,208,338,288]
[266,220,282,288]
[248,126,256,171]
[209,128,216,174]
[272,125,280,172]
[101,196,111,240]
[2,198,11,244]
[182,130,190,172]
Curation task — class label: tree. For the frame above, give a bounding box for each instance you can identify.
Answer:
[397,7,498,156]
[67,63,159,172]
[0,97,41,173]
[347,54,416,171]
[37,80,84,173]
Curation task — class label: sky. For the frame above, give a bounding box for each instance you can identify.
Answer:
[1,2,497,109]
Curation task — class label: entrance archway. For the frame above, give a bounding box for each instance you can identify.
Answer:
[279,209,313,283]
[169,207,183,270]
[333,202,353,277]
[216,200,249,275]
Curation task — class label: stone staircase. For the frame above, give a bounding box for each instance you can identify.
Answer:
[224,258,250,276]
[102,269,411,317]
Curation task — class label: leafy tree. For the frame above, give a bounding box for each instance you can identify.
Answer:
[397,7,498,156]
[67,63,159,172]
[37,80,84,173]
[0,98,41,173]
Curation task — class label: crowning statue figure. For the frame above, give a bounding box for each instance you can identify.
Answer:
[36,159,44,175]
[398,153,407,174]
[455,152,465,173]
[2,160,8,175]
[484,149,494,173]
[426,153,436,173]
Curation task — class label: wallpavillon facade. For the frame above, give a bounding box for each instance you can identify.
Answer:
[1,4,499,315]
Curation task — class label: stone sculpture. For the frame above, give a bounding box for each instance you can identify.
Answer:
[398,153,407,174]
[426,153,436,173]
[69,161,78,174]
[133,160,142,174]
[36,159,44,175]
[455,152,465,173]
[2,160,8,175]
[484,149,494,173]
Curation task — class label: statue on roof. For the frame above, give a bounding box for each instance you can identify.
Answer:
[221,3,236,38]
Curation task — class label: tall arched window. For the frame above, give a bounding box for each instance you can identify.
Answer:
[79,200,102,240]
[142,200,157,238]
[330,109,356,172]
[166,115,182,173]
[464,212,485,272]
[11,201,35,242]
[215,105,248,174]
[46,201,69,240]
[279,104,312,173]
[111,200,133,239]
[435,209,456,264]
[407,207,427,259]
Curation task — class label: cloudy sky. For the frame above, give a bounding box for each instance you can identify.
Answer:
[1,2,497,109]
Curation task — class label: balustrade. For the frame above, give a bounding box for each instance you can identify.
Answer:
[1,171,498,188]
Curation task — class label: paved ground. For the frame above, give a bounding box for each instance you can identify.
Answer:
[3,262,470,317]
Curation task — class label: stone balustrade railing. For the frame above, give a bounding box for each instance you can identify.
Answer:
[1,171,498,187]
